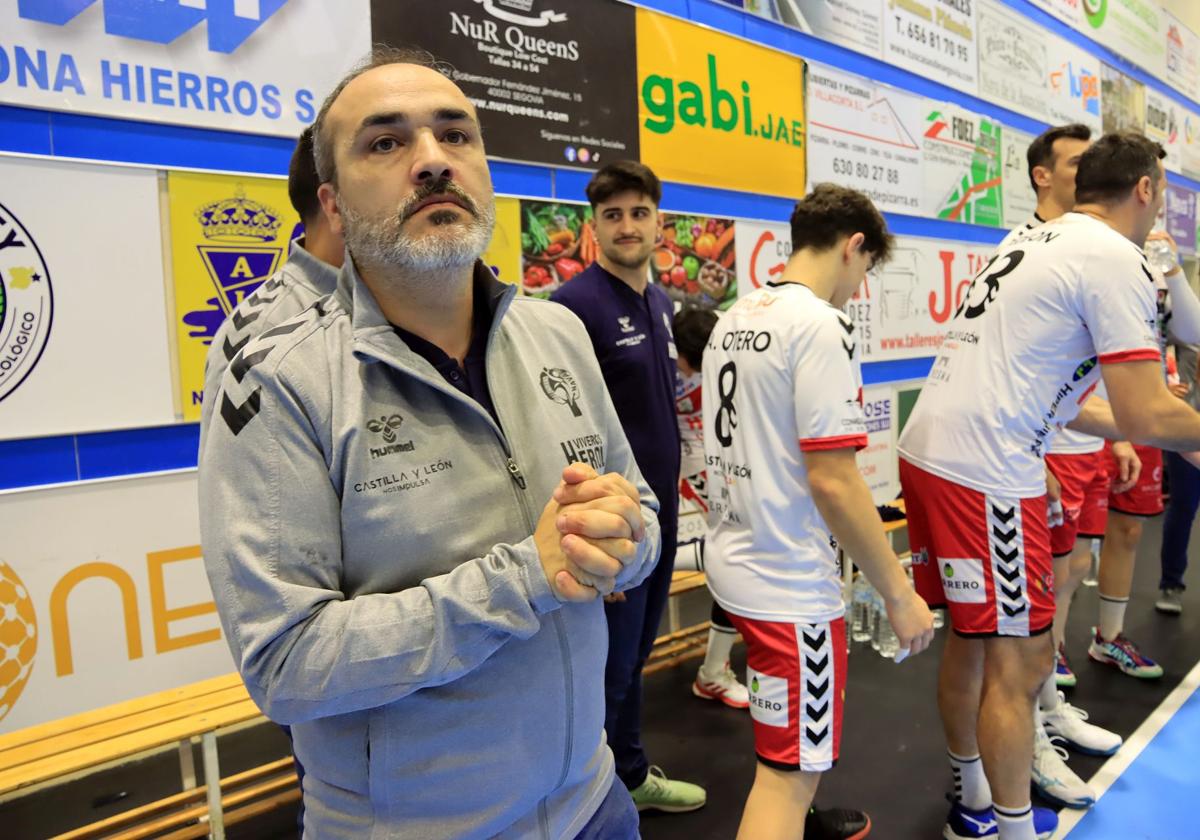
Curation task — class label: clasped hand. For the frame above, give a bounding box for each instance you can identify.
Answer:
[535,463,646,603]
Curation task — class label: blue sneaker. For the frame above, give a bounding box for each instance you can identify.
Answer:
[943,800,1058,839]
[944,801,997,839]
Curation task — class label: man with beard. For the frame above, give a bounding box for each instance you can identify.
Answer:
[199,47,662,840]
[551,161,706,815]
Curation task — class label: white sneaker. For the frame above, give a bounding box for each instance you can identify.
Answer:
[1042,692,1122,756]
[1032,719,1095,809]
[692,663,750,709]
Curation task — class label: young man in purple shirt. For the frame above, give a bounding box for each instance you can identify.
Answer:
[552,161,706,813]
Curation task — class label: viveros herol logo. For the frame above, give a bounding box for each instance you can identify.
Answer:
[0,202,53,404]
[1083,0,1107,28]
[18,0,289,54]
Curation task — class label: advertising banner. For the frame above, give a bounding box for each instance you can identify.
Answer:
[1184,110,1200,181]
[883,0,979,96]
[858,383,899,505]
[1165,11,1200,103]
[482,197,523,286]
[373,0,639,170]
[806,64,924,215]
[636,8,807,198]
[734,220,792,297]
[517,199,740,309]
[1046,39,1104,132]
[841,237,995,362]
[0,0,367,137]
[0,472,232,732]
[921,105,1004,227]
[978,0,1051,121]
[167,171,300,423]
[0,157,174,441]
[1002,127,1037,229]
[1145,88,1183,174]
[1165,185,1197,255]
[1082,0,1167,80]
[742,0,884,58]
[1101,63,1146,135]
[1026,0,1079,26]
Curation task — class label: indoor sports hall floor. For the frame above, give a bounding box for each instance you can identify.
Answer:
[4,518,1197,840]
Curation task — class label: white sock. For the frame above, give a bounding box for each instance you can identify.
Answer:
[948,750,991,811]
[994,803,1036,840]
[701,625,737,674]
[1038,673,1060,712]
[1098,594,1129,641]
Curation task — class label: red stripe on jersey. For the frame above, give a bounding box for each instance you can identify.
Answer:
[799,434,869,452]
[1098,349,1162,364]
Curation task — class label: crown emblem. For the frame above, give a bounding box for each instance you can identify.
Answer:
[195,186,281,242]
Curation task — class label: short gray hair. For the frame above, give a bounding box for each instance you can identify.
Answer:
[311,45,449,185]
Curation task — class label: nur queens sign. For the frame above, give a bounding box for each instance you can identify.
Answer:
[0,0,369,136]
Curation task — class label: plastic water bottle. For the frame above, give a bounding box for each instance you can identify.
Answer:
[1146,237,1178,275]
[851,576,873,643]
[876,602,900,659]
[1083,538,1100,587]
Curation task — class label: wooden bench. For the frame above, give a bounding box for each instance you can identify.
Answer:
[0,673,292,840]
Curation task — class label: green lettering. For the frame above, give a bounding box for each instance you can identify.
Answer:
[641,74,675,135]
[774,116,789,143]
[678,81,706,127]
[742,80,752,135]
[792,119,804,147]
[708,54,737,132]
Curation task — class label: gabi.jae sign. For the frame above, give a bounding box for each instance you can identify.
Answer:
[0,1,368,136]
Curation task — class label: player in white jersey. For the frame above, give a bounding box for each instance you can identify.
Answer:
[993,123,1132,811]
[900,133,1200,840]
[704,184,933,840]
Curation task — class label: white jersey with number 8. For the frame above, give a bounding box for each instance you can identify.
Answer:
[702,282,867,623]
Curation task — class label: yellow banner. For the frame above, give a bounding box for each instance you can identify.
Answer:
[636,9,807,199]
[167,172,299,422]
[482,197,522,286]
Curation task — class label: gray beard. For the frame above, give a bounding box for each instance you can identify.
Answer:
[341,197,496,275]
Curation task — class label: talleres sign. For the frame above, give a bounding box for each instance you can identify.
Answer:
[0,0,369,136]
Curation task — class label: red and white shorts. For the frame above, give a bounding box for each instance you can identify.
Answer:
[900,459,1054,638]
[1105,442,1163,517]
[725,613,846,773]
[1046,451,1110,556]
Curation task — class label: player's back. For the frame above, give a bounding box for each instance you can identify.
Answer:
[898,212,1159,497]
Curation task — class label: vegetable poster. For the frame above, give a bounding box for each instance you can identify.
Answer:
[373,0,640,169]
[518,199,738,310]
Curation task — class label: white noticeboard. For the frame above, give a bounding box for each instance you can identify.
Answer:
[858,383,899,505]
[1144,88,1183,175]
[744,0,884,58]
[1002,127,1037,230]
[0,156,176,440]
[883,0,979,96]
[0,1,369,137]
[735,220,793,297]
[842,236,996,363]
[1045,37,1104,134]
[977,0,1051,122]
[0,472,233,733]
[806,64,925,216]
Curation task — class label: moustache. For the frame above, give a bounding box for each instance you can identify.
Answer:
[398,178,478,223]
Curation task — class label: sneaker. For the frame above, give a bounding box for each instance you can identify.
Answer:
[692,662,750,709]
[629,766,706,813]
[1042,692,1121,756]
[943,799,1057,839]
[1155,587,1184,615]
[1088,628,1164,679]
[1055,644,1077,689]
[1032,721,1095,809]
[805,805,871,840]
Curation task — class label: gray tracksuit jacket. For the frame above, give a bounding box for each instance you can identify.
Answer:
[198,238,338,456]
[198,259,661,840]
